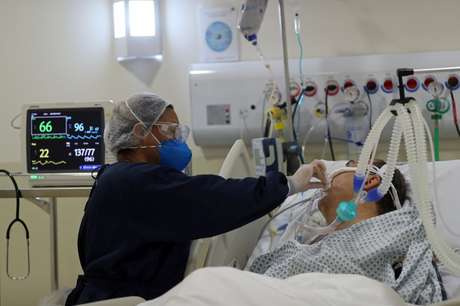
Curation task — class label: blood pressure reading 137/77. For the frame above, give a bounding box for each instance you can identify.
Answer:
[26,108,105,173]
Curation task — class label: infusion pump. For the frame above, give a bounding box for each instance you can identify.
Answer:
[20,101,115,187]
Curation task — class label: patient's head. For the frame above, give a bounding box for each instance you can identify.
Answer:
[319,159,408,227]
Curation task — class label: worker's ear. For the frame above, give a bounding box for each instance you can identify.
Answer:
[132,122,149,139]
[364,175,381,191]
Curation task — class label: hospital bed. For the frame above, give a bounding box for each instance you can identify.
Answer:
[185,139,268,274]
[75,140,460,305]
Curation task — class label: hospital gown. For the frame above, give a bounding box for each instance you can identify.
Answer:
[249,201,443,305]
[66,161,289,305]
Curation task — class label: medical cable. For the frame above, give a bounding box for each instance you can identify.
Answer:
[324,88,336,161]
[0,170,30,280]
[260,94,267,135]
[302,121,320,159]
[239,109,250,145]
[263,113,272,138]
[302,122,317,147]
[256,194,314,247]
[366,91,373,130]
[449,90,460,137]
[294,12,304,87]
[302,103,349,158]
[293,95,303,139]
[330,136,363,146]
[292,87,306,136]
[292,90,302,123]
[10,113,21,130]
[292,90,306,164]
[320,140,329,160]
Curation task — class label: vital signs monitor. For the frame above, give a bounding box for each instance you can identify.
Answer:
[21,102,115,186]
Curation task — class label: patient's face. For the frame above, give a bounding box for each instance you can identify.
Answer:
[319,169,355,223]
[319,160,380,226]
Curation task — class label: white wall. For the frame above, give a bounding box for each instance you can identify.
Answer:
[1,0,460,305]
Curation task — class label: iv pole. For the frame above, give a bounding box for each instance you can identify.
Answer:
[277,0,300,174]
[240,0,300,174]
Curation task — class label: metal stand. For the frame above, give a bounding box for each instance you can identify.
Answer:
[278,0,293,139]
[278,0,300,174]
[49,198,59,290]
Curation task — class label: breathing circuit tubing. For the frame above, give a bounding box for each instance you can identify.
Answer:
[354,66,460,275]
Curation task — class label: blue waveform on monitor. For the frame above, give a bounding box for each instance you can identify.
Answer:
[66,135,102,140]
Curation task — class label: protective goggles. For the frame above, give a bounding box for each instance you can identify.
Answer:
[153,122,190,142]
[124,99,191,143]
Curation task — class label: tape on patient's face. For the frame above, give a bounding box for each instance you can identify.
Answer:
[327,167,357,187]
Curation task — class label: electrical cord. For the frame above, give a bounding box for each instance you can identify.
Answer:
[366,91,373,131]
[10,113,21,130]
[449,89,460,137]
[294,12,304,87]
[292,88,307,164]
[239,110,250,145]
[330,136,364,146]
[261,94,268,135]
[256,194,314,247]
[324,88,336,161]
[292,95,302,137]
[263,114,272,138]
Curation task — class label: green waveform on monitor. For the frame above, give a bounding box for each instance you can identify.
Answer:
[32,135,66,140]
[32,160,67,166]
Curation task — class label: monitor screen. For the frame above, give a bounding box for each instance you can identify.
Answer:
[26,107,105,173]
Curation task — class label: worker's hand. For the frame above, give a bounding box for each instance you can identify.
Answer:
[287,160,327,196]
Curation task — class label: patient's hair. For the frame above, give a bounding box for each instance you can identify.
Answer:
[373,160,408,215]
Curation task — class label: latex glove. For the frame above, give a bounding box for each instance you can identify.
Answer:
[287,160,327,196]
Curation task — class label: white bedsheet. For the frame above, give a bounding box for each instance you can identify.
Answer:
[140,267,407,306]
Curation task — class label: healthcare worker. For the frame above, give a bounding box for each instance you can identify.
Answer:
[66,93,327,305]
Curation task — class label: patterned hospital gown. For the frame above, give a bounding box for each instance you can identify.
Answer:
[249,203,443,305]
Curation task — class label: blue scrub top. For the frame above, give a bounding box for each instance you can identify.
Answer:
[66,161,289,305]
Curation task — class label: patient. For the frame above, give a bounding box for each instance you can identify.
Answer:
[318,159,407,231]
[249,160,445,305]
